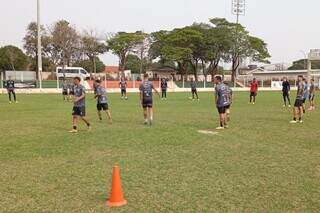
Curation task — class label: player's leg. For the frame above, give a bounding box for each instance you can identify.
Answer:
[249,93,252,103]
[69,114,79,133]
[103,104,112,123]
[143,107,148,124]
[97,104,102,121]
[192,90,195,100]
[81,116,91,130]
[283,93,287,106]
[253,93,256,104]
[8,90,12,103]
[298,106,303,123]
[195,90,199,100]
[149,107,153,125]
[226,106,231,122]
[287,94,291,107]
[12,91,17,102]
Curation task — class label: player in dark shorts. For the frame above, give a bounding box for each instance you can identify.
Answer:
[62,80,68,101]
[139,74,160,125]
[214,76,230,130]
[224,82,233,122]
[161,78,168,100]
[282,77,291,107]
[6,76,18,104]
[249,78,258,104]
[308,79,316,111]
[93,77,99,95]
[68,82,75,101]
[190,78,199,101]
[119,77,128,100]
[302,78,309,113]
[94,79,112,124]
[290,75,305,124]
[69,77,91,133]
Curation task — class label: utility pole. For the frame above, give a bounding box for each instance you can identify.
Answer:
[232,0,246,87]
[37,0,42,89]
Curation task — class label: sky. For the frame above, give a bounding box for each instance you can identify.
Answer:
[0,0,319,67]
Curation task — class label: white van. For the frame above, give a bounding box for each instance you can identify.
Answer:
[56,67,90,80]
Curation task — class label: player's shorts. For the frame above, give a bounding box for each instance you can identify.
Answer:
[7,89,14,93]
[97,103,108,111]
[283,91,289,96]
[294,99,303,107]
[250,92,257,97]
[121,89,126,94]
[217,106,226,114]
[302,98,306,104]
[191,89,197,93]
[69,91,74,95]
[62,91,68,95]
[142,99,153,108]
[309,94,315,101]
[72,106,86,117]
[225,105,231,109]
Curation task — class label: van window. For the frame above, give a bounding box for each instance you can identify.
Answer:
[80,70,87,75]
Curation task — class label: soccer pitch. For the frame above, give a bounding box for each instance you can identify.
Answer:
[1,91,319,212]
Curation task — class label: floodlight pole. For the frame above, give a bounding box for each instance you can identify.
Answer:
[37,0,43,89]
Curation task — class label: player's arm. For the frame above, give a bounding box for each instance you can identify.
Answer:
[214,88,218,105]
[152,85,161,98]
[74,89,86,103]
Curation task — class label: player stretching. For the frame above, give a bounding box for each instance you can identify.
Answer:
[161,78,168,100]
[119,77,128,100]
[308,79,316,111]
[94,80,112,123]
[62,80,68,101]
[214,76,230,130]
[190,78,199,101]
[249,78,258,104]
[282,77,291,107]
[69,77,91,133]
[6,77,18,104]
[139,74,160,125]
[290,75,305,124]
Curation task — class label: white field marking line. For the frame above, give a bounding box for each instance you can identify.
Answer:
[197,130,219,135]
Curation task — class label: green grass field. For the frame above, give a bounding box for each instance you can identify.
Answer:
[1,92,320,212]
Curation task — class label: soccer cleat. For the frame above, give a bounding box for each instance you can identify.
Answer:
[299,120,303,123]
[15,101,19,104]
[143,120,148,125]
[9,101,12,104]
[289,120,298,124]
[215,126,225,130]
[68,129,78,133]
[87,125,92,131]
[283,105,286,107]
[253,102,255,105]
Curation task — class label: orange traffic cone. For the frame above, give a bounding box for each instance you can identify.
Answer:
[106,166,127,207]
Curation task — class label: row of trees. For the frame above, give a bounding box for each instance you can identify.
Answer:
[1,18,271,82]
[106,18,271,81]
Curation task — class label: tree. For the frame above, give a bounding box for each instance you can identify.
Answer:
[106,31,145,74]
[210,18,270,82]
[81,31,107,73]
[0,46,28,71]
[50,20,80,66]
[124,54,148,73]
[73,57,105,73]
[23,22,52,72]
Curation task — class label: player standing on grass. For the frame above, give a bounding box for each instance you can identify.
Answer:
[139,74,160,125]
[6,76,18,104]
[302,78,309,113]
[290,75,305,124]
[282,77,291,107]
[68,81,75,101]
[119,77,128,100]
[69,77,91,133]
[62,80,69,101]
[224,82,233,122]
[190,78,199,101]
[161,78,168,100]
[94,80,112,123]
[214,76,230,130]
[249,78,258,104]
[308,79,316,111]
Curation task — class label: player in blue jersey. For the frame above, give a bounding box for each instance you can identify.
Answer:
[139,74,160,125]
[214,76,231,130]
[94,80,112,124]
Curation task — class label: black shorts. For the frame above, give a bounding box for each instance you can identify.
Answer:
[72,106,86,117]
[97,103,108,111]
[309,94,315,101]
[283,91,289,96]
[142,99,153,108]
[69,91,74,95]
[225,105,231,109]
[62,91,68,95]
[217,106,226,114]
[121,89,126,93]
[250,92,257,97]
[302,98,306,104]
[294,99,303,108]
